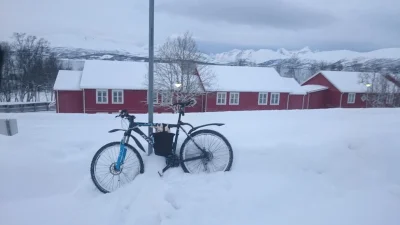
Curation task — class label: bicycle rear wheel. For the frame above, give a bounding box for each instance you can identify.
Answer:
[90,141,144,193]
[179,129,233,174]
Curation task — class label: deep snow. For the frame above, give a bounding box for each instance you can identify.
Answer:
[0,109,400,225]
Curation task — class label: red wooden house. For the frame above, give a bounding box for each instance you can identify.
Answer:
[202,65,306,112]
[53,60,308,114]
[301,71,399,109]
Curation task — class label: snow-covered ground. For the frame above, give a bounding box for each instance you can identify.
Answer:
[1,109,400,225]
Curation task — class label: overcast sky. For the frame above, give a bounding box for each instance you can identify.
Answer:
[0,0,399,53]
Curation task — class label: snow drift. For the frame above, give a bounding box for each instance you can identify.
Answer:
[0,109,400,225]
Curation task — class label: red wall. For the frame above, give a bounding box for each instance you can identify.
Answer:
[302,73,370,108]
[288,94,305,110]
[305,90,328,109]
[83,89,204,114]
[302,73,342,107]
[340,93,367,108]
[205,92,290,112]
[56,91,84,113]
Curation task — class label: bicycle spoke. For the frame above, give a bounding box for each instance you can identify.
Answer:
[181,131,232,174]
[92,143,143,193]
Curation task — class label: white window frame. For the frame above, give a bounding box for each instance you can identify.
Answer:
[216,92,227,105]
[161,91,172,104]
[270,92,280,105]
[96,89,108,104]
[347,93,356,104]
[386,94,394,104]
[229,92,239,105]
[112,89,124,104]
[258,92,268,105]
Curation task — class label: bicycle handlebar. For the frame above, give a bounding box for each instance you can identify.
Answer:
[115,109,136,120]
[116,100,194,121]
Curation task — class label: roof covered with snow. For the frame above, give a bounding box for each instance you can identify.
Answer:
[79,60,148,90]
[53,70,82,91]
[303,70,399,93]
[318,71,369,93]
[301,84,328,93]
[204,65,305,94]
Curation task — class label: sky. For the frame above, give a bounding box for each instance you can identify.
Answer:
[0,0,399,53]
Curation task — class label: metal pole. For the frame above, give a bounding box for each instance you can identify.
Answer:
[147,0,154,155]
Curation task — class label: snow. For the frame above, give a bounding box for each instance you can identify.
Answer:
[1,108,400,225]
[79,60,149,90]
[53,70,82,91]
[207,65,304,93]
[318,71,369,93]
[211,47,400,64]
[302,84,329,93]
[281,77,307,94]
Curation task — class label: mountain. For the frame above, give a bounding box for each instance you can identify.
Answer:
[209,47,400,64]
[49,43,400,67]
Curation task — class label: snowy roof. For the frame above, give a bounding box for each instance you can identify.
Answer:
[303,70,400,93]
[204,65,305,94]
[53,70,82,91]
[281,77,307,94]
[79,60,148,90]
[301,84,328,93]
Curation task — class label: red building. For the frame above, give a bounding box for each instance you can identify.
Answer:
[53,60,308,114]
[301,71,399,109]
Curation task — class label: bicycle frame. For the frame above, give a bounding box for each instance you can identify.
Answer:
[112,108,224,171]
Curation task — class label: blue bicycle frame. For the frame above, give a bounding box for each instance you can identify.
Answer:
[114,122,154,171]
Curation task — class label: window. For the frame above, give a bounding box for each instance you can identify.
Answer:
[161,92,172,104]
[229,92,239,105]
[112,90,123,104]
[258,92,268,105]
[270,93,280,105]
[216,92,227,105]
[347,93,356,104]
[386,94,394,104]
[96,89,108,104]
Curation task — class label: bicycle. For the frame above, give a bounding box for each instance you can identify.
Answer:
[90,99,234,193]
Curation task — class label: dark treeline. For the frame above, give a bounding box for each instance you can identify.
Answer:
[0,32,71,102]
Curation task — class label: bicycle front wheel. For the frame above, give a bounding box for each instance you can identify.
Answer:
[90,141,144,193]
[179,129,233,174]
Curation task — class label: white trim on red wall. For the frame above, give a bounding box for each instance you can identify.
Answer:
[216,92,227,105]
[83,89,86,113]
[56,90,59,113]
[229,92,239,105]
[258,92,268,105]
[112,89,124,104]
[270,92,280,105]
[96,89,108,104]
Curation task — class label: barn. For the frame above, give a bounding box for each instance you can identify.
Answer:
[301,70,399,109]
[53,60,307,114]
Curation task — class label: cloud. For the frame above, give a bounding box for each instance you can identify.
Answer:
[0,0,399,52]
[156,0,336,30]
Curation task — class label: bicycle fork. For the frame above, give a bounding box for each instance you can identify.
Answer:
[115,137,128,171]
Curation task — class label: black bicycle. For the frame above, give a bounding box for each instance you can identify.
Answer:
[90,99,234,193]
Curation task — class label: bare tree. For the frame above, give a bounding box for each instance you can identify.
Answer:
[0,45,4,88]
[145,31,215,110]
[358,71,400,107]
[0,42,16,102]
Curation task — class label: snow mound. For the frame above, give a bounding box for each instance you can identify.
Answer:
[0,109,400,225]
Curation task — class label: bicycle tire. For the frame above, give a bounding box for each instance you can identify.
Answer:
[179,129,233,174]
[90,141,144,193]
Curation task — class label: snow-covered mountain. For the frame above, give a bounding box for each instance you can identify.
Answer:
[209,47,400,64]
[50,44,400,67]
